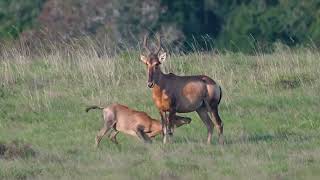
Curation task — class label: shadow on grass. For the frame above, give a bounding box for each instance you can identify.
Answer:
[159,136,210,145]
[89,130,318,149]
[0,140,37,160]
[225,131,318,145]
[152,131,319,146]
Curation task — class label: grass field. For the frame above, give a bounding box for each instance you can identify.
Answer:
[0,44,320,180]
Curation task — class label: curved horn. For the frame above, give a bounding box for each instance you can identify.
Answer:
[143,34,151,54]
[155,33,161,55]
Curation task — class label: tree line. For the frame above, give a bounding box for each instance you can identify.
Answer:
[0,0,319,52]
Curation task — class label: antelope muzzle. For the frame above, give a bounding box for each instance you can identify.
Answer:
[147,67,155,88]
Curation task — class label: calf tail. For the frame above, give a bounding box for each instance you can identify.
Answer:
[85,105,104,112]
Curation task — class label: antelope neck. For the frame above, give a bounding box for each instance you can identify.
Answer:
[153,67,166,86]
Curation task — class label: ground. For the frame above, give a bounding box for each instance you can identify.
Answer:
[0,45,320,179]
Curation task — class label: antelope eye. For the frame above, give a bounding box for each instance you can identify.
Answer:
[154,62,160,66]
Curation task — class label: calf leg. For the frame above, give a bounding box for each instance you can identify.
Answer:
[95,110,116,148]
[95,126,112,148]
[136,126,152,144]
[108,131,119,144]
[196,107,214,144]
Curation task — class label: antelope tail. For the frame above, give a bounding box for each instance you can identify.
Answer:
[218,86,222,105]
[85,105,104,112]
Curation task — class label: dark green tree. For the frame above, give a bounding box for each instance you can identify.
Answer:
[0,0,45,39]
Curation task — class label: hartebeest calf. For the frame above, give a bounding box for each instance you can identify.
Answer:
[86,103,191,147]
[140,34,224,144]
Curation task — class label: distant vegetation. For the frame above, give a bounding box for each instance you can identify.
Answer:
[0,0,45,38]
[0,0,320,52]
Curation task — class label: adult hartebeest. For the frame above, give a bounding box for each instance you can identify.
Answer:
[140,34,224,144]
[86,104,191,147]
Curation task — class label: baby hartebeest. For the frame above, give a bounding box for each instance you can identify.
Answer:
[140,34,224,144]
[86,104,191,147]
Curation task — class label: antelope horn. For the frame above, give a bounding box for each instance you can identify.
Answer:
[155,33,161,55]
[143,34,151,54]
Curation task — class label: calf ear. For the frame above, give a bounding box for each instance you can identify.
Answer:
[140,55,147,64]
[159,52,167,63]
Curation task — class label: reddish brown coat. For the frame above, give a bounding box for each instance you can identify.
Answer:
[140,34,224,144]
[86,104,191,147]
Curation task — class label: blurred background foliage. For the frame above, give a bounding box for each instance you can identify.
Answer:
[0,0,319,53]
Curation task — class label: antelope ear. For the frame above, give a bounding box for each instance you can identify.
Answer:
[140,55,147,64]
[159,52,167,63]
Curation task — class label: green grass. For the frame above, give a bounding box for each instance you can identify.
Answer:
[0,45,320,180]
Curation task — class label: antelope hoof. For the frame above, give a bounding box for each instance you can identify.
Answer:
[218,136,224,145]
[164,134,173,144]
[94,139,99,148]
[111,139,118,145]
[145,139,152,144]
[163,135,168,144]
[167,127,173,136]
